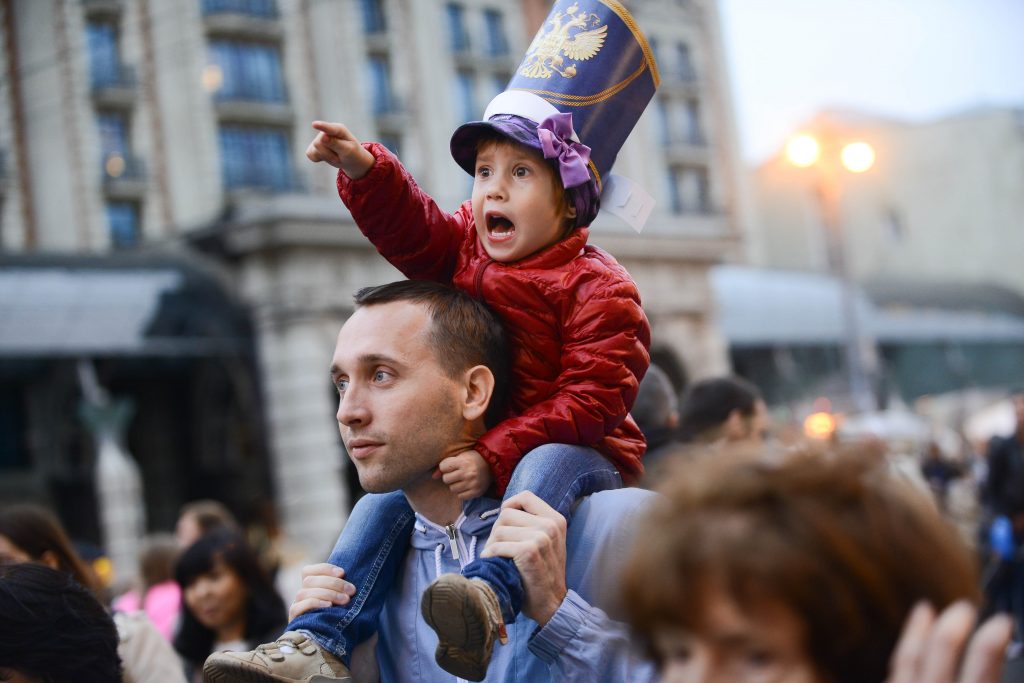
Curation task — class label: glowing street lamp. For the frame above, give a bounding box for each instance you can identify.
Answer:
[786,132,878,413]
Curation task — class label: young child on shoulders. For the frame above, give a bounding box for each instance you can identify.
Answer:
[204,2,659,681]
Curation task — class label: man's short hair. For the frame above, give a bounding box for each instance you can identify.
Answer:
[354,280,509,424]
[633,363,678,434]
[677,376,761,443]
[0,562,122,683]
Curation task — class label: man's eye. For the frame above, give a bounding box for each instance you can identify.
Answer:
[373,370,392,382]
[335,378,348,392]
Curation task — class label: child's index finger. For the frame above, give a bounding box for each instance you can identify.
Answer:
[311,120,350,138]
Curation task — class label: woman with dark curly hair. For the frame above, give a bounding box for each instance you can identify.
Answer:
[174,529,286,680]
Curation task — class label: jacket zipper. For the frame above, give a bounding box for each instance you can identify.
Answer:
[444,524,460,560]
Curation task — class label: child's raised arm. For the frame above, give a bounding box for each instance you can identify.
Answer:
[306,121,375,180]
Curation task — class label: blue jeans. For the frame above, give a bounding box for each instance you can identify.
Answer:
[290,444,619,661]
[289,490,415,664]
[461,444,621,623]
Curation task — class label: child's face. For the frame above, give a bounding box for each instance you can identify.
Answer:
[471,139,576,263]
[652,584,822,683]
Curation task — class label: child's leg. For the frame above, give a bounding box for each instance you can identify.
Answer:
[289,490,415,664]
[461,444,620,622]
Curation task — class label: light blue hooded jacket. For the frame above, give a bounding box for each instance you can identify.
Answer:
[355,488,658,682]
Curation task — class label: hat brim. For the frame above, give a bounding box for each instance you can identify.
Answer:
[449,116,542,176]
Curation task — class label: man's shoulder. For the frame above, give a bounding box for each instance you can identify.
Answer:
[569,488,656,536]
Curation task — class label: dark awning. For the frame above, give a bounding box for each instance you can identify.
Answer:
[0,253,253,357]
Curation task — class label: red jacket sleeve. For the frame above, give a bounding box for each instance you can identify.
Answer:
[474,272,650,493]
[336,142,471,283]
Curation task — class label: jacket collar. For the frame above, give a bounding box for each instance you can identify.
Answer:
[409,496,502,550]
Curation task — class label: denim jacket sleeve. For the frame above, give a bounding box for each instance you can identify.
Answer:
[527,590,657,682]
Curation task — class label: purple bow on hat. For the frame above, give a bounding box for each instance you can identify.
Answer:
[537,113,592,189]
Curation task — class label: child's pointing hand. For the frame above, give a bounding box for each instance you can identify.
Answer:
[306,121,375,180]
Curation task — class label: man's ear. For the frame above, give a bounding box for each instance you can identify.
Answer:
[40,550,61,571]
[462,365,495,422]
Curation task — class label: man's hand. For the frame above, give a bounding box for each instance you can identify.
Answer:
[305,121,375,179]
[481,491,568,627]
[886,601,1012,683]
[435,450,493,500]
[287,563,357,622]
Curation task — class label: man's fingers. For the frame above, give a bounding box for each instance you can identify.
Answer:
[502,490,563,521]
[301,563,345,580]
[959,614,1012,683]
[301,574,355,595]
[918,601,976,683]
[288,597,334,622]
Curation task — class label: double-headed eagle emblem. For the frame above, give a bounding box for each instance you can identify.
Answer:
[519,2,607,79]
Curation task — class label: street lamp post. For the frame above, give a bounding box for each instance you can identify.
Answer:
[786,134,878,414]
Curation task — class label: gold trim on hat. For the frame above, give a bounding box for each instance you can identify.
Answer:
[514,59,648,107]
[600,0,660,88]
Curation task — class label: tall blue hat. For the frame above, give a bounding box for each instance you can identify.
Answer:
[450,0,660,230]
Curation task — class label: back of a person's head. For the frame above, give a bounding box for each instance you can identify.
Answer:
[623,447,979,683]
[354,280,510,425]
[0,562,122,683]
[676,376,761,443]
[138,533,180,592]
[0,503,98,592]
[632,364,679,436]
[179,499,239,536]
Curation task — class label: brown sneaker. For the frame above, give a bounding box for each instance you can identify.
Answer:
[420,574,508,682]
[202,631,352,683]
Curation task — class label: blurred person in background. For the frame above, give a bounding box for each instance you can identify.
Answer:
[676,376,768,448]
[176,500,241,549]
[0,503,187,683]
[0,562,122,683]
[632,363,681,474]
[112,533,182,641]
[623,447,1012,683]
[982,390,1024,654]
[174,529,287,682]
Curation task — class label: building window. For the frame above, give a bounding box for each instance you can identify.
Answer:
[446,3,470,54]
[97,111,128,157]
[361,0,386,34]
[201,0,278,18]
[86,20,122,88]
[107,201,139,248]
[656,98,671,145]
[675,42,695,82]
[483,9,508,57]
[367,55,397,115]
[667,165,711,214]
[884,207,907,242]
[682,99,704,145]
[209,40,286,103]
[455,70,476,123]
[218,125,293,191]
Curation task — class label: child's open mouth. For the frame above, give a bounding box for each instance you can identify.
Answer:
[486,212,516,242]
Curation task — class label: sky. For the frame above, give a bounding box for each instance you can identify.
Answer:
[717,0,1024,163]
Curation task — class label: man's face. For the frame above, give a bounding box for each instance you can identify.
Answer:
[330,301,469,494]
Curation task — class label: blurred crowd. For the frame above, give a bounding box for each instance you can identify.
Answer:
[1,371,1021,682]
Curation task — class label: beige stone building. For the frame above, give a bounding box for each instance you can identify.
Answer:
[0,0,742,565]
[748,107,1024,294]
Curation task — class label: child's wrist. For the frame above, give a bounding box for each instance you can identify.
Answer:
[343,146,376,180]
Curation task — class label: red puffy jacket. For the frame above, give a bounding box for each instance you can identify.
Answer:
[337,143,650,493]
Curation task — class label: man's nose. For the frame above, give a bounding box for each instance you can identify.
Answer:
[337,385,369,426]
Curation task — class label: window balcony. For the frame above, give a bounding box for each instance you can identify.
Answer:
[202,0,282,39]
[90,63,137,107]
[101,152,147,199]
[81,0,123,19]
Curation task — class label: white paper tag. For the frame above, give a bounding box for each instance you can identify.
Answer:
[600,174,654,233]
